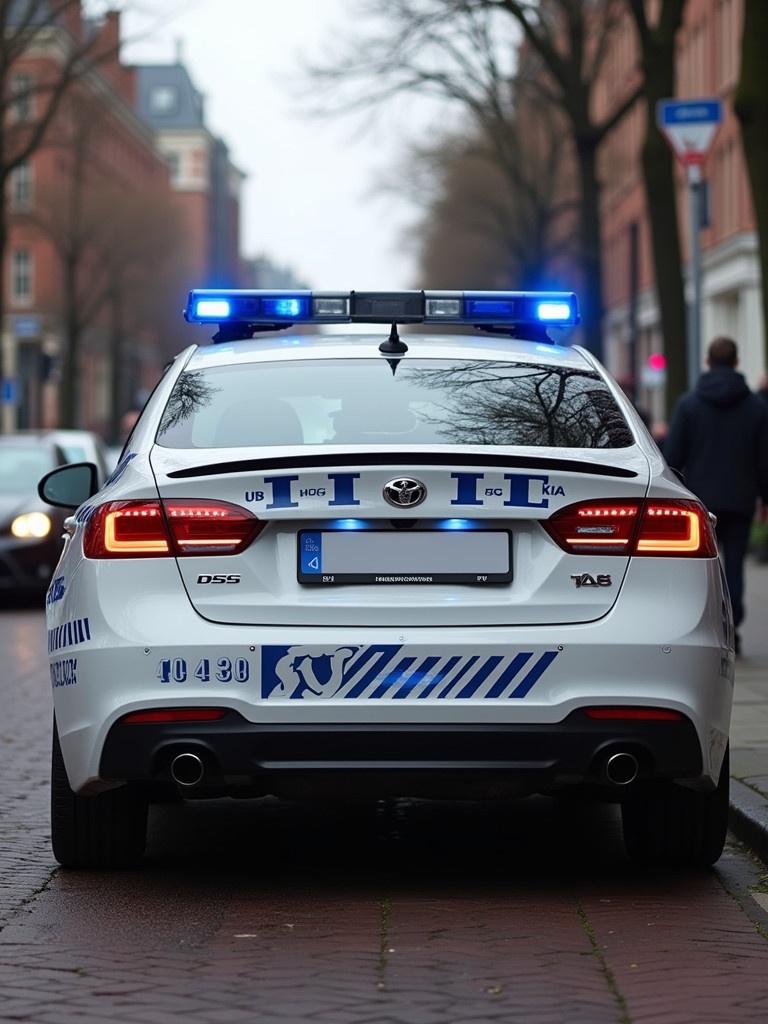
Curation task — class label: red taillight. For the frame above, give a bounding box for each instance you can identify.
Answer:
[120,708,228,724]
[165,501,262,555]
[84,500,263,558]
[544,499,716,557]
[584,707,684,721]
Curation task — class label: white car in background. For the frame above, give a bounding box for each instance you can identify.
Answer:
[39,289,734,869]
[47,429,109,486]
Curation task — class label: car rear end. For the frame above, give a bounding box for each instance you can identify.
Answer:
[50,338,732,802]
[44,289,734,868]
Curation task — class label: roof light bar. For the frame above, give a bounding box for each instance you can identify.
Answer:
[184,289,580,333]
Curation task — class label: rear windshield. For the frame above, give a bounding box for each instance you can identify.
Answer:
[156,358,633,450]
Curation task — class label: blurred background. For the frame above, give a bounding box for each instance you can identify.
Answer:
[0,0,765,445]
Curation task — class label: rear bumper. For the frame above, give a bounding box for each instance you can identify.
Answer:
[99,710,703,799]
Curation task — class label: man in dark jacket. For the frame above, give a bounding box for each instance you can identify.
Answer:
[665,337,768,652]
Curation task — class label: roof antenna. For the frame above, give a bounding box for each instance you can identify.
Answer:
[379,322,408,356]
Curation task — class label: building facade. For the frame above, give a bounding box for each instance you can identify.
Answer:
[134,60,245,293]
[598,0,759,423]
[2,7,177,435]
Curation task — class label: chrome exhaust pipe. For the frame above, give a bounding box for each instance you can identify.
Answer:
[170,752,205,787]
[604,751,639,786]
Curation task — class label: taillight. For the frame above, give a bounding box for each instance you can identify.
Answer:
[544,499,716,557]
[84,500,263,558]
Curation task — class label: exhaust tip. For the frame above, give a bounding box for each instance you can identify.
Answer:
[170,752,205,787]
[605,751,639,786]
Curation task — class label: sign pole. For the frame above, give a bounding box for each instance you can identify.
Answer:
[687,163,703,388]
[656,97,723,394]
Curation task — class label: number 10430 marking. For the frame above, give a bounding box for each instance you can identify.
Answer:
[156,657,250,684]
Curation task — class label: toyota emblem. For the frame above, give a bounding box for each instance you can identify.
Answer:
[383,477,427,508]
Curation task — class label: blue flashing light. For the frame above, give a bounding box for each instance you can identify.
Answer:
[465,298,516,318]
[333,519,371,530]
[195,298,231,319]
[435,519,476,530]
[262,297,309,318]
[537,301,572,322]
[184,288,580,337]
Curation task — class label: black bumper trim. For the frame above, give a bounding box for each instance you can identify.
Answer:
[99,711,703,794]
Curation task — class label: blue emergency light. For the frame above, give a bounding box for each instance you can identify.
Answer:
[184,289,580,339]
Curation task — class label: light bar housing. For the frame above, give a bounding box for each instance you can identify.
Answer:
[184,289,580,331]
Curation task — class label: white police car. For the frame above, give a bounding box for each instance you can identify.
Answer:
[39,289,734,868]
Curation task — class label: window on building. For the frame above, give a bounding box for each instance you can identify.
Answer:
[166,151,181,182]
[11,250,33,304]
[10,161,33,210]
[149,85,178,115]
[11,73,34,122]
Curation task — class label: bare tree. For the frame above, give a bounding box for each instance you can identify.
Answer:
[735,1,768,365]
[0,1,125,395]
[311,0,640,357]
[394,101,578,289]
[98,189,187,442]
[30,87,187,433]
[627,0,688,414]
[31,92,115,426]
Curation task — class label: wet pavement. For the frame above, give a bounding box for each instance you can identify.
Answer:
[2,600,768,1023]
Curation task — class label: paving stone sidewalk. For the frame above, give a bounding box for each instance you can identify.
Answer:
[732,559,768,791]
[729,559,768,861]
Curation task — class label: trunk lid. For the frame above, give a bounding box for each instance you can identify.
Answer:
[150,444,650,627]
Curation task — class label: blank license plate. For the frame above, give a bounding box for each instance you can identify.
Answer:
[297,530,511,585]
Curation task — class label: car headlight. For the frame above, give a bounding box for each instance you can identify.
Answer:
[11,512,52,539]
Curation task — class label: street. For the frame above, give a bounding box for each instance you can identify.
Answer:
[1,602,768,1024]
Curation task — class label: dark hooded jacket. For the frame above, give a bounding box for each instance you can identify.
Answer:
[664,368,768,516]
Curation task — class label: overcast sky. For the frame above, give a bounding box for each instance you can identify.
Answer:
[124,0,439,290]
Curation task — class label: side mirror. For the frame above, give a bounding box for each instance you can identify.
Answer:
[38,462,99,509]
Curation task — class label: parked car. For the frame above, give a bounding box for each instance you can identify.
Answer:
[46,430,109,486]
[0,435,68,595]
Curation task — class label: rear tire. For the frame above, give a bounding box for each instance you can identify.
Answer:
[51,721,148,868]
[621,746,729,868]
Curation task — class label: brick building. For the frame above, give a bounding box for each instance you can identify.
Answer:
[134,57,245,292]
[597,0,759,423]
[2,6,177,434]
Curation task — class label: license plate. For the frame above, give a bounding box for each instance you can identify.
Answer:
[297,530,512,585]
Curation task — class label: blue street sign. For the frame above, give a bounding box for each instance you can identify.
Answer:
[1,378,18,406]
[13,315,41,338]
[658,98,723,127]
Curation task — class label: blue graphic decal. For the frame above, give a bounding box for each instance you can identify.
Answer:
[328,472,361,507]
[48,617,90,653]
[265,475,299,510]
[261,645,559,700]
[46,576,66,605]
[74,505,96,524]
[104,452,137,487]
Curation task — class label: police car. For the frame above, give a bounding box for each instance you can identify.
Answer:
[39,289,734,869]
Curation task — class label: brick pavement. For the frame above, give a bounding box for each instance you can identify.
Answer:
[0,606,57,926]
[731,559,768,794]
[1,606,768,1023]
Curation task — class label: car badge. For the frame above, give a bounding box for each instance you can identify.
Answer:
[383,477,427,508]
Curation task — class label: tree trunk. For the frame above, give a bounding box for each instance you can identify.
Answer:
[735,0,768,366]
[638,12,692,413]
[108,287,124,444]
[59,255,80,428]
[574,140,604,359]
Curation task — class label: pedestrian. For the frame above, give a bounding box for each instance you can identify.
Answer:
[664,337,768,654]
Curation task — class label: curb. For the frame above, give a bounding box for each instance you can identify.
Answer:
[729,778,768,864]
